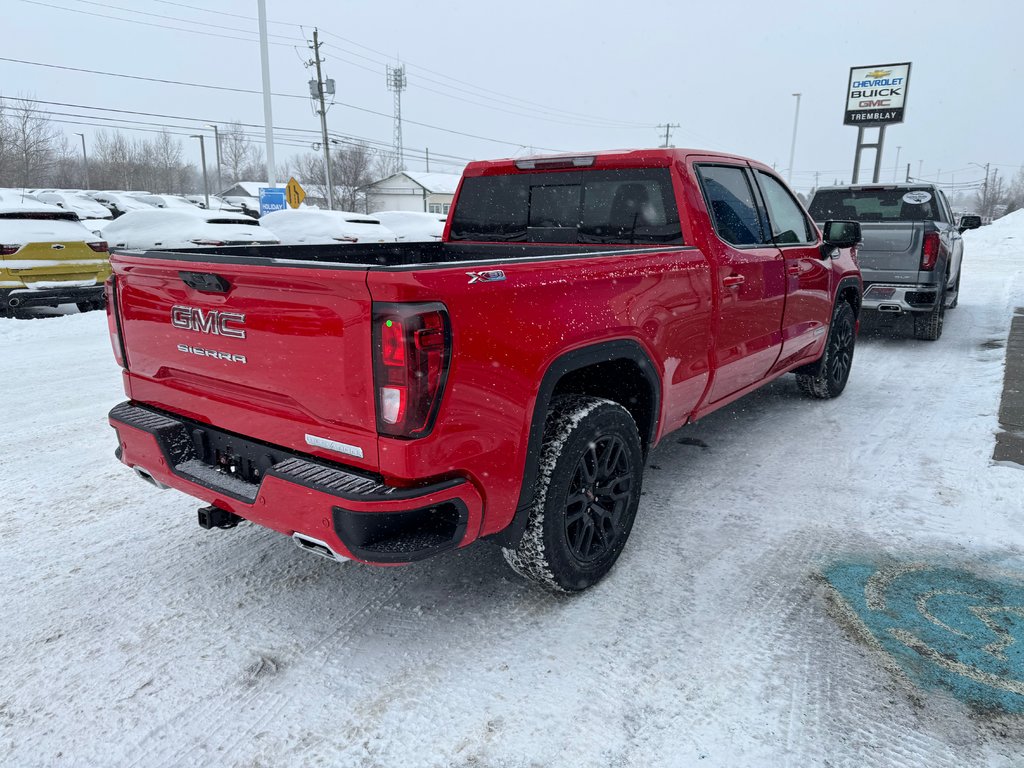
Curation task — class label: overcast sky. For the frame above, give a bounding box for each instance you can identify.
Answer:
[4,0,1020,193]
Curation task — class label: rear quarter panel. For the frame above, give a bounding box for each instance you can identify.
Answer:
[368,247,713,536]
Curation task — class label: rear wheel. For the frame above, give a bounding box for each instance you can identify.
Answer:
[796,301,856,399]
[502,396,643,592]
[913,282,946,340]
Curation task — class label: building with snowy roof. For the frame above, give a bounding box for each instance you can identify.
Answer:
[361,172,462,215]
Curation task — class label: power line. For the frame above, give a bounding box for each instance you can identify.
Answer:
[15,0,300,46]
[62,0,302,42]
[0,57,560,152]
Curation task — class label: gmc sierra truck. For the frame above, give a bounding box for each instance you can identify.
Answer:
[808,183,980,340]
[106,149,862,592]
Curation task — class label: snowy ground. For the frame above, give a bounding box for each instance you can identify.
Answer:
[2,216,1024,767]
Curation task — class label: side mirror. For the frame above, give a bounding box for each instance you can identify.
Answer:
[822,220,861,249]
[958,214,982,233]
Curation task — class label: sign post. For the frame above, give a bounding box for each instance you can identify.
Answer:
[844,62,911,183]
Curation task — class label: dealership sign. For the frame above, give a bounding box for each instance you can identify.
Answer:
[844,62,911,126]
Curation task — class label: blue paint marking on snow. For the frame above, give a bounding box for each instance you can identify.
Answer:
[825,562,1024,713]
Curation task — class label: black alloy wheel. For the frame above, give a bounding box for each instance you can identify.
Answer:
[796,301,856,399]
[502,395,644,592]
[564,434,633,564]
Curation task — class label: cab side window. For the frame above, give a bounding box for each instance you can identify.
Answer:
[696,165,764,246]
[755,171,815,245]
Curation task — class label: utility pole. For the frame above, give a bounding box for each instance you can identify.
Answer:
[386,64,407,170]
[893,146,902,183]
[657,123,679,148]
[190,134,210,209]
[257,0,276,187]
[309,28,335,210]
[787,93,801,184]
[425,148,430,173]
[205,124,222,196]
[73,132,89,188]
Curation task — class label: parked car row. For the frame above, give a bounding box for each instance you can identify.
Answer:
[0,187,448,315]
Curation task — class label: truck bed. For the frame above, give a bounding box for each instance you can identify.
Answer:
[123,241,637,269]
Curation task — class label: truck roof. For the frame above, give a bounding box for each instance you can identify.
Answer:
[462,148,756,176]
[812,182,938,193]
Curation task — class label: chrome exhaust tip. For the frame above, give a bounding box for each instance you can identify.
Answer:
[292,533,349,563]
[133,466,170,489]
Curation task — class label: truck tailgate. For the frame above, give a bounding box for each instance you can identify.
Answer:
[856,222,922,274]
[113,252,380,471]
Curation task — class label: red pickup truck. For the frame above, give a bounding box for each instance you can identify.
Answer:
[106,149,861,591]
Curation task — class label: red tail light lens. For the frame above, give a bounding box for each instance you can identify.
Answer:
[921,232,940,271]
[87,241,108,253]
[105,276,128,369]
[372,303,451,438]
[0,244,22,255]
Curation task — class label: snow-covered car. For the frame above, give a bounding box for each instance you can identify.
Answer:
[259,209,398,244]
[88,191,157,218]
[36,191,113,221]
[127,194,202,211]
[184,194,244,213]
[371,210,447,241]
[0,196,110,313]
[101,208,280,249]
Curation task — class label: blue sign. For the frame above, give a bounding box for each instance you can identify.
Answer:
[826,562,1024,713]
[259,187,286,217]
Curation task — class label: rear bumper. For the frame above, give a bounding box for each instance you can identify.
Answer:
[1,284,104,309]
[109,402,483,564]
[862,282,939,313]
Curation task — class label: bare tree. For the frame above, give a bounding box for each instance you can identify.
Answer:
[334,142,374,211]
[8,98,58,187]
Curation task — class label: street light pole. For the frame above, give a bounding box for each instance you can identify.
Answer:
[893,146,901,183]
[190,134,210,209]
[73,132,89,188]
[205,123,222,196]
[787,92,801,184]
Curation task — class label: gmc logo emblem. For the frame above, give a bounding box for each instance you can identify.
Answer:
[170,305,246,339]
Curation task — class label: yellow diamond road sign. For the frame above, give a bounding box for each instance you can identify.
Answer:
[286,177,305,209]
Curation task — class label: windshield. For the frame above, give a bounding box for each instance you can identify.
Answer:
[448,168,683,244]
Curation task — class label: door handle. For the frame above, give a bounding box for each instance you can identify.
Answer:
[723,274,745,287]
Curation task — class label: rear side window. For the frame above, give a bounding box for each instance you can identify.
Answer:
[696,165,764,246]
[808,188,943,223]
[755,171,814,245]
[448,168,683,245]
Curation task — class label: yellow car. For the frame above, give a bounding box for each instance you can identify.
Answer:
[0,195,110,315]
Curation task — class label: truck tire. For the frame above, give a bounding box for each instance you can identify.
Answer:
[913,282,945,340]
[502,395,643,592]
[796,301,856,399]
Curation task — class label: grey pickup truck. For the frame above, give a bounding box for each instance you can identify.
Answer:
[808,184,980,340]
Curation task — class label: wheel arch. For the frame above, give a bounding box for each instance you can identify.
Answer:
[489,339,660,548]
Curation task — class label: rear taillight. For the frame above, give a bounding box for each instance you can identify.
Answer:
[372,303,451,438]
[921,232,940,271]
[105,276,128,369]
[0,244,22,255]
[87,241,108,253]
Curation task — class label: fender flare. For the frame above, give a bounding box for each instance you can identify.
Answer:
[489,339,660,548]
